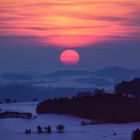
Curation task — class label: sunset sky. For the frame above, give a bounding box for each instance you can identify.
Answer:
[0,0,140,72]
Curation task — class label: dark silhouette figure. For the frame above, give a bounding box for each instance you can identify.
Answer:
[57,125,65,133]
[132,128,140,140]
[48,125,52,134]
[25,129,31,134]
[37,125,43,133]
[25,129,29,134]
[28,129,31,134]
[44,125,52,133]
[113,132,117,136]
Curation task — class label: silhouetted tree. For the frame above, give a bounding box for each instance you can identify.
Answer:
[57,125,65,133]
[132,128,140,140]
[113,132,117,136]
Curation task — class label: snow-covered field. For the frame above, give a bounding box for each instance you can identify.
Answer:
[0,102,139,140]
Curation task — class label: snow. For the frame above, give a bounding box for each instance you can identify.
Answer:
[0,102,139,140]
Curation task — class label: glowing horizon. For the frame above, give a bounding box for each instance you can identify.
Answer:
[0,0,140,47]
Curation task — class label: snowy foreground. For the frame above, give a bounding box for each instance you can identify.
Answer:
[0,102,140,140]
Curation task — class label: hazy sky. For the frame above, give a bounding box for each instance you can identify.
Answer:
[0,0,140,72]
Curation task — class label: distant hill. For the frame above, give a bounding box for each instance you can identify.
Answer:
[44,70,91,78]
[1,73,33,81]
[0,84,46,101]
[75,78,113,86]
[92,66,140,82]
[0,84,92,102]
[42,67,140,85]
[43,66,140,79]
[0,66,139,101]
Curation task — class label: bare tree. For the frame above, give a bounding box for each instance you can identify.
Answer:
[57,125,65,133]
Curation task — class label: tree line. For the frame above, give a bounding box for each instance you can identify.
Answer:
[36,78,140,123]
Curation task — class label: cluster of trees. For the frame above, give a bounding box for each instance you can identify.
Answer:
[115,78,140,100]
[36,93,140,123]
[132,128,140,140]
[36,78,140,123]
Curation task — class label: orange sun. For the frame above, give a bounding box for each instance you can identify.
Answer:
[60,49,80,65]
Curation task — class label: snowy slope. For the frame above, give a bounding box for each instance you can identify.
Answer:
[0,102,139,140]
